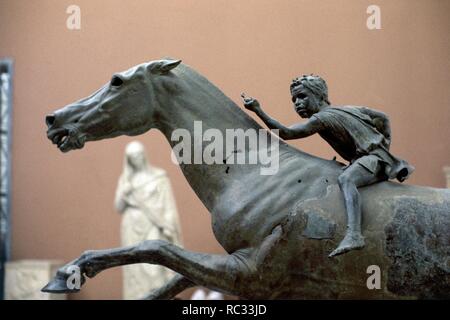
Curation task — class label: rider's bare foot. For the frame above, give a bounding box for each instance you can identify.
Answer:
[328,231,365,257]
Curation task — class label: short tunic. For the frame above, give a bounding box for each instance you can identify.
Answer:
[312,106,414,182]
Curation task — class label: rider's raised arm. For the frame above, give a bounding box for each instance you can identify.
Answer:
[281,116,323,140]
[253,108,323,140]
[253,107,293,136]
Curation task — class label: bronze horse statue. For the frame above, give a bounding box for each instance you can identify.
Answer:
[43,59,450,299]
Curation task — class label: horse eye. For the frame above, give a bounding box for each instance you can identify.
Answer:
[111,76,123,87]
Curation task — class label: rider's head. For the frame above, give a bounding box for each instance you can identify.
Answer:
[290,75,330,118]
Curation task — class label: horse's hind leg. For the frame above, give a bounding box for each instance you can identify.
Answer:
[141,223,286,300]
[42,240,248,296]
[143,274,194,300]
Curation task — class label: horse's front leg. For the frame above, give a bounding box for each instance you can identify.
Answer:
[41,243,148,293]
[42,240,250,297]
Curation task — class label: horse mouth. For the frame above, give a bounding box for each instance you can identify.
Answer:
[47,127,86,152]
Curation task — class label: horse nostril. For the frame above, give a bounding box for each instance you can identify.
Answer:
[46,114,56,127]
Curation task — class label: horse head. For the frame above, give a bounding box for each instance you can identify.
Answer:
[45,59,182,152]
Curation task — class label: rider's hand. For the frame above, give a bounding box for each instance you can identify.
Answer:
[241,93,260,112]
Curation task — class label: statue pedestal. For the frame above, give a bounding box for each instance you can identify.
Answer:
[444,167,450,188]
[5,260,67,300]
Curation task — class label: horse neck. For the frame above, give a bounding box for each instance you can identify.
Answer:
[153,66,305,211]
[159,66,262,133]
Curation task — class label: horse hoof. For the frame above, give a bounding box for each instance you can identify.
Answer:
[41,271,83,293]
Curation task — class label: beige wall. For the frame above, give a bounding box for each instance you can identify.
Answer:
[1,0,449,299]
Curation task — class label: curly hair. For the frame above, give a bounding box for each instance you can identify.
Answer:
[290,74,330,104]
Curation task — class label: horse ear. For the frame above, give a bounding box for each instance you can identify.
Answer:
[148,59,182,75]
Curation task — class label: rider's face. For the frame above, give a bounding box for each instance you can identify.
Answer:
[291,88,322,118]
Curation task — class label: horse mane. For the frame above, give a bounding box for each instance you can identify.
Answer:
[173,62,328,162]
[176,63,263,131]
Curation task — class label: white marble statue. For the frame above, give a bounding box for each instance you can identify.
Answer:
[115,141,182,300]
